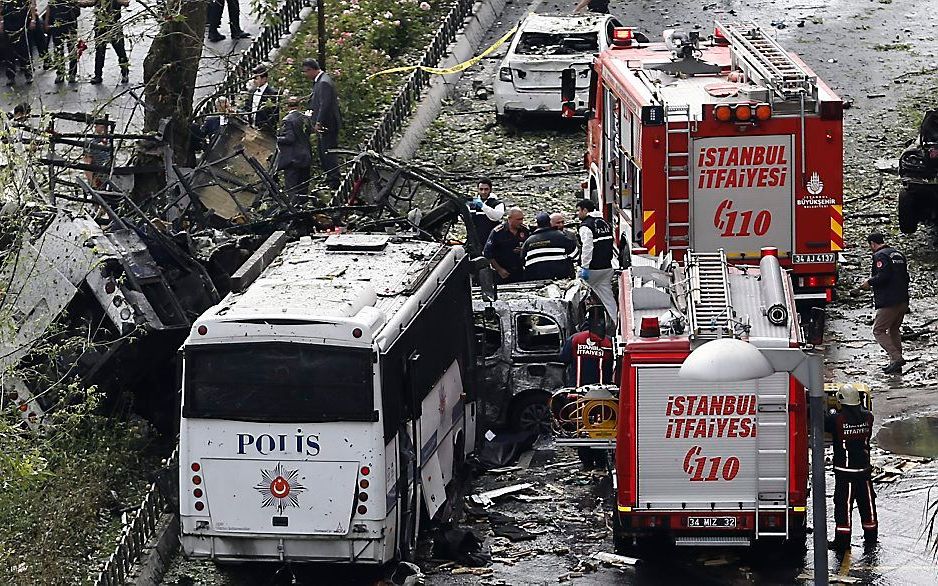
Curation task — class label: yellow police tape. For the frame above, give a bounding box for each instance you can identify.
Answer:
[365,24,520,81]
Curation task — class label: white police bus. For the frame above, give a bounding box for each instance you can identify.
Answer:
[178,232,477,564]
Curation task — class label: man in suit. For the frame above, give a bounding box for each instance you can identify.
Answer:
[276,96,312,197]
[244,64,279,134]
[302,58,341,189]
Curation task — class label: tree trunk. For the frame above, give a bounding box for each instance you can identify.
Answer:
[134,0,207,199]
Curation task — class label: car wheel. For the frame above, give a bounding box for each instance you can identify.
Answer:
[510,392,552,435]
[898,187,919,234]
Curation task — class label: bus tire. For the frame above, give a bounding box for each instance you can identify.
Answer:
[509,391,552,435]
[898,187,919,234]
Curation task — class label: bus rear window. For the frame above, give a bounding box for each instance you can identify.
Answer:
[183,343,375,423]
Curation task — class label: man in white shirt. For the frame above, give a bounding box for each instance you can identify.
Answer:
[576,199,617,327]
[243,64,279,134]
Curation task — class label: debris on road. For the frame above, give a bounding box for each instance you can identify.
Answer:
[591,551,640,567]
[470,483,535,507]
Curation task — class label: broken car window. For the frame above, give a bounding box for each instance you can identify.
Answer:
[516,314,561,353]
[515,32,600,56]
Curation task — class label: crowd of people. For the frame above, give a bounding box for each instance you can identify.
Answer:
[0,0,133,86]
[474,178,617,326]
[195,58,343,193]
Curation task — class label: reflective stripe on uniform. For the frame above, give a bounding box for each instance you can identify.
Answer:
[524,247,570,267]
[593,236,613,243]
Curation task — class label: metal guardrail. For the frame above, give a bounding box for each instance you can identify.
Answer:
[94,448,178,586]
[333,0,476,204]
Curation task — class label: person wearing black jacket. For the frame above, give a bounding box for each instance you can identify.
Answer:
[825,384,877,550]
[44,0,79,83]
[87,0,129,85]
[522,212,576,280]
[244,64,279,134]
[302,58,342,188]
[276,96,312,197]
[859,232,910,374]
[0,0,38,86]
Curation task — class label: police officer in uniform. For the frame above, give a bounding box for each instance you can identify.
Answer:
[576,199,617,327]
[483,207,529,284]
[859,232,910,374]
[468,177,504,247]
[825,383,877,550]
[521,212,576,280]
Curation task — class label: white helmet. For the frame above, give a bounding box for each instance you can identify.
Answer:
[837,383,861,407]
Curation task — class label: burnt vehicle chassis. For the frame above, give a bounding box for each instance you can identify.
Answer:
[472,279,589,433]
[897,110,938,234]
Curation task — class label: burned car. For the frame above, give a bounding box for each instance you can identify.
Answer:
[494,13,621,120]
[897,110,938,234]
[472,278,589,433]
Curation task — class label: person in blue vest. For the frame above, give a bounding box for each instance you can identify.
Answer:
[521,212,576,280]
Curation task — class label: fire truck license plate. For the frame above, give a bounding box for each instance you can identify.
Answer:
[792,253,836,264]
[687,516,737,528]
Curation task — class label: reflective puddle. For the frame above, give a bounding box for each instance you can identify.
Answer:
[876,416,938,457]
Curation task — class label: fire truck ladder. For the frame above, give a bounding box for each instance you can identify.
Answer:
[686,251,731,340]
[754,378,791,540]
[664,104,693,252]
[715,21,816,100]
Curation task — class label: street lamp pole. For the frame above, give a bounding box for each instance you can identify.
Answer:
[679,340,828,586]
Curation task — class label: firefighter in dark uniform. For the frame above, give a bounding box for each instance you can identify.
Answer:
[859,232,910,374]
[576,199,617,327]
[468,177,504,247]
[825,383,877,550]
[521,212,576,280]
[560,308,614,470]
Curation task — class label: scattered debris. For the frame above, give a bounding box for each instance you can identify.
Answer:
[470,483,535,507]
[432,526,491,567]
[591,551,640,567]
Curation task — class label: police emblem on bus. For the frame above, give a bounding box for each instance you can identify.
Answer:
[254,463,306,514]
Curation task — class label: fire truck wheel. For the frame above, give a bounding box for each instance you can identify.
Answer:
[510,392,552,436]
[898,187,920,234]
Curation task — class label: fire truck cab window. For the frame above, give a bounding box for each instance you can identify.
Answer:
[516,314,562,354]
[474,311,502,358]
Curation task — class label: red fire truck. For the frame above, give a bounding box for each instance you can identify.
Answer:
[611,249,808,548]
[576,21,843,310]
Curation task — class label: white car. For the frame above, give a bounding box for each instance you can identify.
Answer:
[494,13,622,120]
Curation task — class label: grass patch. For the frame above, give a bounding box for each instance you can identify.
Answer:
[0,386,159,584]
[270,0,454,147]
[872,42,913,51]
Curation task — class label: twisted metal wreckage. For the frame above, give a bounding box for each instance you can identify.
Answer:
[2,111,482,430]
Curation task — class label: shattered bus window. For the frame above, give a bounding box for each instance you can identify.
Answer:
[515,32,599,56]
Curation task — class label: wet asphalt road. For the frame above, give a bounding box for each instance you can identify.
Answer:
[162,0,938,583]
